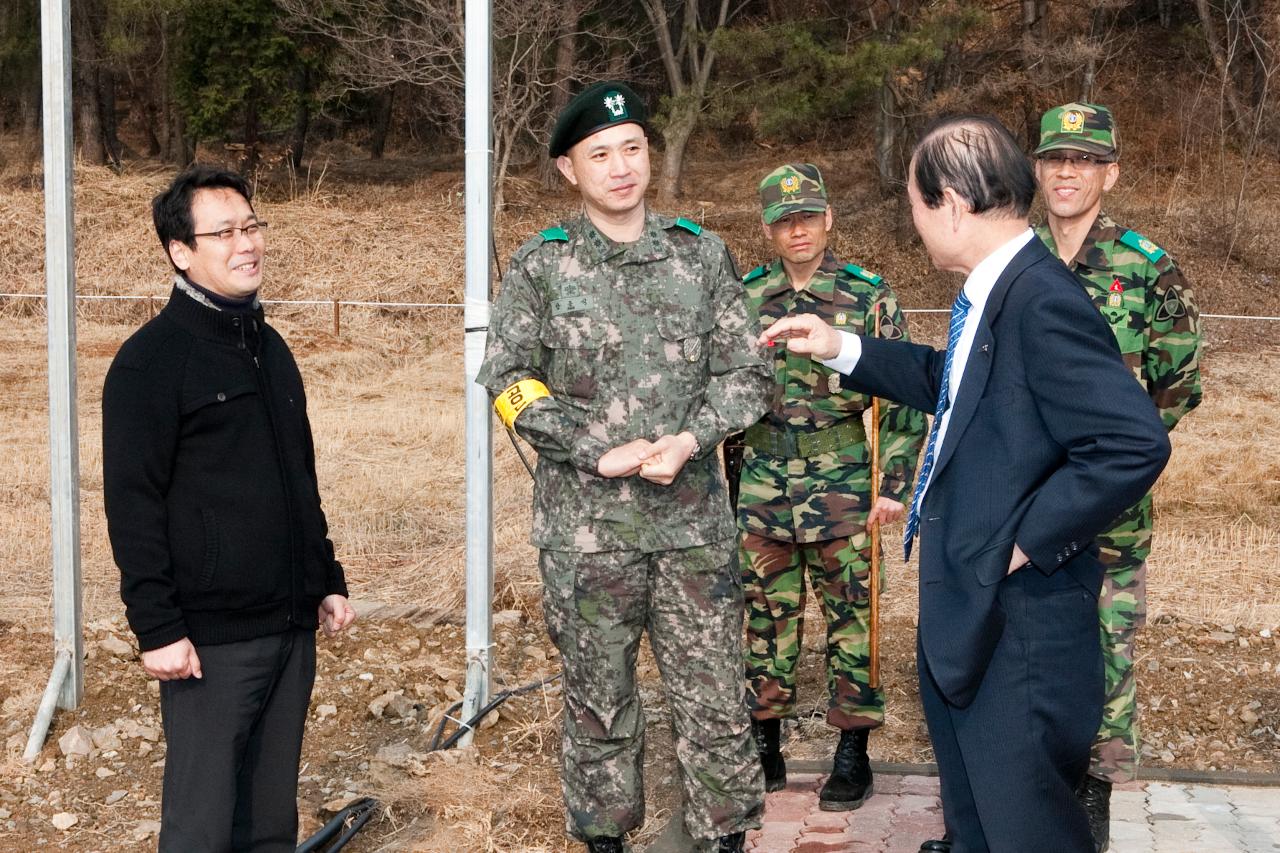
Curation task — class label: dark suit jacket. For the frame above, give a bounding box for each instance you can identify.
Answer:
[844,237,1170,707]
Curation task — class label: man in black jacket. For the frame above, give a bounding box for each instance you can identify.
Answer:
[759,117,1170,853]
[103,166,355,852]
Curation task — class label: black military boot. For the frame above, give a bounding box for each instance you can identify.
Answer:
[1076,774,1112,852]
[585,837,625,853]
[714,830,746,852]
[751,718,786,792]
[818,727,873,810]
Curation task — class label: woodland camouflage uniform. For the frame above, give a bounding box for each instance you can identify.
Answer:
[478,209,771,846]
[1036,215,1202,783]
[737,239,925,730]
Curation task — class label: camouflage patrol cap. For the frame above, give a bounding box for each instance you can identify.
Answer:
[758,163,828,225]
[549,81,649,158]
[1034,102,1118,158]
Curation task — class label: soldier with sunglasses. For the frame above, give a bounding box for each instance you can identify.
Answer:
[1032,102,1203,853]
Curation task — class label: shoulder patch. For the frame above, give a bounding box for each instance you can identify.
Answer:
[742,265,767,284]
[539,226,569,243]
[1118,230,1166,264]
[843,263,883,286]
[673,217,702,236]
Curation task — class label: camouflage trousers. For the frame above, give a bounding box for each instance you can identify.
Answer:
[538,541,765,845]
[1092,551,1147,784]
[740,531,885,730]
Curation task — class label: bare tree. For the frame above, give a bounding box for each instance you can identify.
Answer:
[1193,0,1250,134]
[639,0,739,203]
[278,0,619,209]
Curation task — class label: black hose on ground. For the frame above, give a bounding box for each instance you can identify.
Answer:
[293,672,562,850]
[429,671,562,752]
[296,796,379,853]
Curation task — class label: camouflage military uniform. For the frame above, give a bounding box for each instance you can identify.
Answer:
[1036,215,1201,783]
[738,250,925,730]
[477,211,771,844]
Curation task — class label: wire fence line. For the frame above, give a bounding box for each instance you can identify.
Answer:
[0,292,1278,322]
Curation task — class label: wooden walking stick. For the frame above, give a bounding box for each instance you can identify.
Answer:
[868,303,882,689]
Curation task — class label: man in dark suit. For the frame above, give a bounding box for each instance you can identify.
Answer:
[760,115,1170,853]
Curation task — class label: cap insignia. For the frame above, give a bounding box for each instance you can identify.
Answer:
[1061,109,1085,133]
[780,175,801,194]
[603,92,628,119]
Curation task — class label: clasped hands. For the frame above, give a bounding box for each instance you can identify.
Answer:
[597,432,698,485]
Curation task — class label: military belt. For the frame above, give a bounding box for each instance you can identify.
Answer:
[743,419,866,459]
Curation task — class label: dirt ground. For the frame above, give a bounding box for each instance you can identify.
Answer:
[1,610,1277,852]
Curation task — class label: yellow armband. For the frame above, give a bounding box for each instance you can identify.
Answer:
[494,378,551,429]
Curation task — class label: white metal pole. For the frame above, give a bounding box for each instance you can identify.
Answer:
[40,0,83,714]
[459,0,494,747]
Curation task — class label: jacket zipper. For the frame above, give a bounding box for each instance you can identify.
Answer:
[240,316,300,627]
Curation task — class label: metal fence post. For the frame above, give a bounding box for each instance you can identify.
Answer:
[459,0,494,748]
[26,0,83,762]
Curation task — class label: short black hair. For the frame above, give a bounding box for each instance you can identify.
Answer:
[152,166,254,270]
[911,115,1035,219]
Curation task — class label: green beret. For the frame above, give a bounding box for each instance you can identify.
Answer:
[549,81,649,158]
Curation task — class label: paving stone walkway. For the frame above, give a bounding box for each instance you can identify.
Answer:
[648,766,1280,852]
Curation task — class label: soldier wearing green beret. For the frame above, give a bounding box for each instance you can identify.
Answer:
[477,80,770,853]
[736,164,925,810]
[1032,102,1202,853]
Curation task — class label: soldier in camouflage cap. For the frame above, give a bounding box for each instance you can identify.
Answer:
[477,81,770,853]
[1033,102,1202,853]
[737,163,925,810]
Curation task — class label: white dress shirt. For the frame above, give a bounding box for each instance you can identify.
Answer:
[822,228,1035,502]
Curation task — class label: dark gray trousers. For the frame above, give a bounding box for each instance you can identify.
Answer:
[158,628,316,853]
[919,566,1102,853]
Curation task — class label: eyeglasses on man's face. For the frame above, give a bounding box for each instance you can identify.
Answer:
[193,222,269,242]
[1037,151,1113,167]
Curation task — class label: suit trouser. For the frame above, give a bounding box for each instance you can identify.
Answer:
[158,628,316,853]
[918,566,1102,853]
[539,541,765,844]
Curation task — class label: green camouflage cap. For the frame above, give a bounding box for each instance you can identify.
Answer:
[758,163,827,225]
[1034,102,1118,157]
[549,80,649,157]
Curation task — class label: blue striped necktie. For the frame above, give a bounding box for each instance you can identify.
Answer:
[903,289,972,560]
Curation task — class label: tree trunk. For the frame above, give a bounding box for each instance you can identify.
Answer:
[1081,4,1110,102]
[1019,0,1046,146]
[172,107,194,166]
[657,102,696,205]
[370,86,395,159]
[1192,0,1249,134]
[875,75,900,197]
[1243,0,1269,109]
[72,0,106,165]
[289,65,311,169]
[78,72,106,165]
[540,0,581,189]
[99,66,123,166]
[242,88,261,173]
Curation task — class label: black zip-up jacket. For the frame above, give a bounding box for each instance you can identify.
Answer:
[103,284,347,651]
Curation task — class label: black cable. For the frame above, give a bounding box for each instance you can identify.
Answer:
[429,672,562,752]
[505,427,537,478]
[295,796,379,853]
